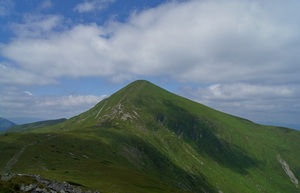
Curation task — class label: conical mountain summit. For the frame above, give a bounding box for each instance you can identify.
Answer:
[69,80,230,128]
[1,80,300,193]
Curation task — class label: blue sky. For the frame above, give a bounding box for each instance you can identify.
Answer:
[0,0,300,130]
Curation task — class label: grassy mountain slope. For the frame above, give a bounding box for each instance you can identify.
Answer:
[1,80,300,193]
[0,118,16,131]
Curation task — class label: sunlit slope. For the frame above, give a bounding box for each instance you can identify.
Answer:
[1,80,300,193]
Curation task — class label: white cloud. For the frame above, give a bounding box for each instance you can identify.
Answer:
[1,0,300,85]
[0,63,56,85]
[2,24,116,79]
[0,87,106,119]
[199,83,294,101]
[40,0,53,10]
[38,95,104,107]
[9,14,63,38]
[23,91,34,96]
[74,0,115,13]
[181,83,300,126]
[74,2,95,13]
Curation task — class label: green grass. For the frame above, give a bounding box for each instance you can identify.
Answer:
[1,80,300,193]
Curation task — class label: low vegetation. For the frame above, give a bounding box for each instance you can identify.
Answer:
[1,80,300,193]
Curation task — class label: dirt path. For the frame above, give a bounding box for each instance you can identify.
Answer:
[1,142,37,173]
[1,134,59,173]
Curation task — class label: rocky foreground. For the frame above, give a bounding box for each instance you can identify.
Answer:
[0,173,100,193]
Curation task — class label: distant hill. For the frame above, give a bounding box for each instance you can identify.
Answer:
[0,117,16,131]
[7,117,45,125]
[7,118,67,133]
[0,80,300,193]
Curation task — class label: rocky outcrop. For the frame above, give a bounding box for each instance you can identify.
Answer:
[277,154,299,188]
[0,173,100,193]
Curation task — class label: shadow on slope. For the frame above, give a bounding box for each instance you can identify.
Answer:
[155,100,260,175]
[1,128,217,193]
[109,130,218,193]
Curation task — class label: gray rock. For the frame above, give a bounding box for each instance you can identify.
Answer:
[20,183,37,192]
[1,173,101,193]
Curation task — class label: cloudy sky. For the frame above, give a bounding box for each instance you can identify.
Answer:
[0,0,299,129]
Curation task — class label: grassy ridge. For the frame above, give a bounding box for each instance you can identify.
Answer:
[6,118,67,133]
[1,80,300,193]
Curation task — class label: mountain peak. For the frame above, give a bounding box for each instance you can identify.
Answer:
[2,80,300,193]
[107,80,169,105]
[117,79,160,95]
[127,79,151,85]
[68,80,176,127]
